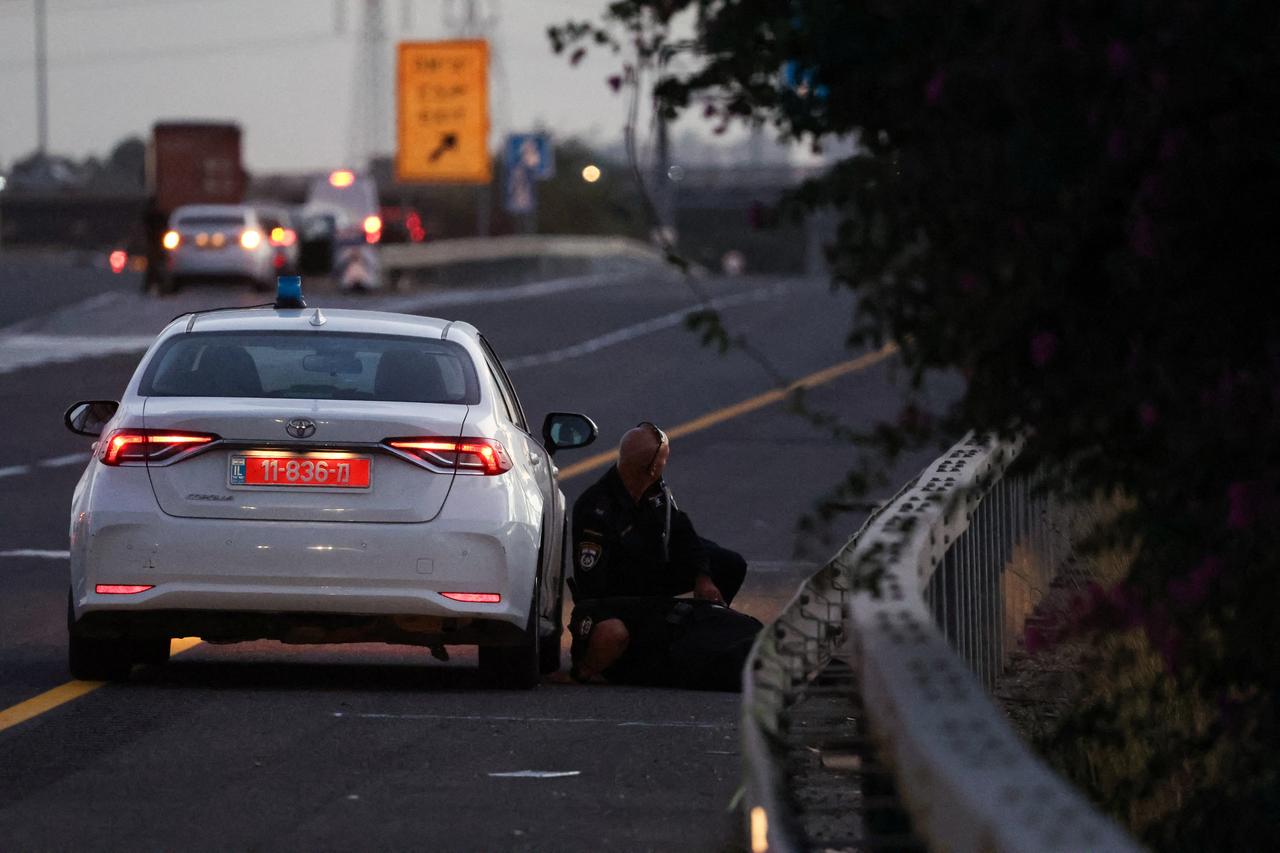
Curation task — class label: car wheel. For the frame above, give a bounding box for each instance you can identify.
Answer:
[479,582,540,690]
[68,632,135,681]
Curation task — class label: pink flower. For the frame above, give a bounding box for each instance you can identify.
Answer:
[1030,331,1058,367]
[925,70,945,105]
[1130,214,1155,259]
[1159,129,1186,162]
[1169,557,1223,608]
[1139,402,1159,428]
[1107,129,1127,161]
[1059,22,1081,51]
[1227,481,1257,529]
[1107,40,1132,74]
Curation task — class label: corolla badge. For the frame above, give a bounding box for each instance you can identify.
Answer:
[286,418,317,439]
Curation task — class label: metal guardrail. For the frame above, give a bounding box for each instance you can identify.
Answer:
[380,234,668,272]
[741,433,1141,853]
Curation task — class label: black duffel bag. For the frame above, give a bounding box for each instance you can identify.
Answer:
[569,596,763,691]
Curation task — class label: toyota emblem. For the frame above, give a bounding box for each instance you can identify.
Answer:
[286,418,317,439]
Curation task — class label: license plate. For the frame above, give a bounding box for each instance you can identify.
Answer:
[229,454,371,489]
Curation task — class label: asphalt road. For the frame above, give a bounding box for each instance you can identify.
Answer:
[0,258,959,851]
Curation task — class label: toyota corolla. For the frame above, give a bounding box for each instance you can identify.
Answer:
[63,278,597,688]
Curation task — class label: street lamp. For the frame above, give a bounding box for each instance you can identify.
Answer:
[581,164,601,183]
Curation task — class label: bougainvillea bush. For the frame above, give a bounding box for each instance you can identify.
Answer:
[552,1,1278,847]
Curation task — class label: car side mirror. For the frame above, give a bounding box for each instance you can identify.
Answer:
[541,412,598,458]
[64,400,119,437]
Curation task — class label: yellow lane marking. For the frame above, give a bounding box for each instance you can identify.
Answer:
[0,637,202,735]
[557,343,899,482]
[0,345,898,732]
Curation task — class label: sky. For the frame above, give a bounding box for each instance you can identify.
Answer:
[0,0,787,174]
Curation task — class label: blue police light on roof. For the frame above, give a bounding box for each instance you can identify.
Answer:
[275,275,306,309]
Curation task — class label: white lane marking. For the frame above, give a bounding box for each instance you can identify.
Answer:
[0,271,647,374]
[38,452,89,468]
[0,465,32,479]
[487,770,581,779]
[0,334,155,375]
[0,549,70,559]
[332,711,719,729]
[503,281,792,371]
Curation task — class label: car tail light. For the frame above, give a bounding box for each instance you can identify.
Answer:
[162,230,180,250]
[240,229,263,250]
[269,226,296,247]
[99,429,219,466]
[329,169,355,188]
[96,584,154,595]
[385,437,512,475]
[440,592,501,604]
[363,215,382,244]
[273,251,286,270]
[108,250,128,273]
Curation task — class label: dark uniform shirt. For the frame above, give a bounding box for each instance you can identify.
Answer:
[572,465,709,600]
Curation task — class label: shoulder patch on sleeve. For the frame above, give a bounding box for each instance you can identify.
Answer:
[577,541,602,571]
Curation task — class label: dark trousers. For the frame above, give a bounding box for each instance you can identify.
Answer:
[664,538,747,605]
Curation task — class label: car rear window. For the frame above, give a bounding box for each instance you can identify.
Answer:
[140,331,480,404]
[177,215,246,228]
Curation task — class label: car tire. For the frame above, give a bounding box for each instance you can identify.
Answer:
[479,582,540,690]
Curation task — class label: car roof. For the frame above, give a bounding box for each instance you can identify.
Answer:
[168,306,473,342]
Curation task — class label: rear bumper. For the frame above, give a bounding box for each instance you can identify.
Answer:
[71,510,538,642]
[168,248,269,280]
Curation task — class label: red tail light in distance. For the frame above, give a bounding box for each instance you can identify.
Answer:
[385,437,512,475]
[99,429,218,466]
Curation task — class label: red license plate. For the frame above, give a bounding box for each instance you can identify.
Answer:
[230,454,371,488]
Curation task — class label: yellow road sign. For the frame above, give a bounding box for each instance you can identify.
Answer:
[396,40,491,183]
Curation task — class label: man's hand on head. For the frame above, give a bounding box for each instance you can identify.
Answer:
[693,574,725,604]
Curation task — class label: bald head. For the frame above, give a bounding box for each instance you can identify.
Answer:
[617,424,670,487]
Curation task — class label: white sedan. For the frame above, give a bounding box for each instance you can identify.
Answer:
[63,278,597,688]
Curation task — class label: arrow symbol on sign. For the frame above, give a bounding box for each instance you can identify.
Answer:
[428,133,458,162]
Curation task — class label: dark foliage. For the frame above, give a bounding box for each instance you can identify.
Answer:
[551,2,1280,847]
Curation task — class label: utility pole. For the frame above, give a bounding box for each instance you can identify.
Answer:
[34,0,49,156]
[445,0,498,237]
[347,0,389,171]
[653,109,673,245]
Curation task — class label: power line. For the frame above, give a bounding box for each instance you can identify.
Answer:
[0,0,253,18]
[0,29,341,74]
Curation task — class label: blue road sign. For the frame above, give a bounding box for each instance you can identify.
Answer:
[504,133,555,181]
